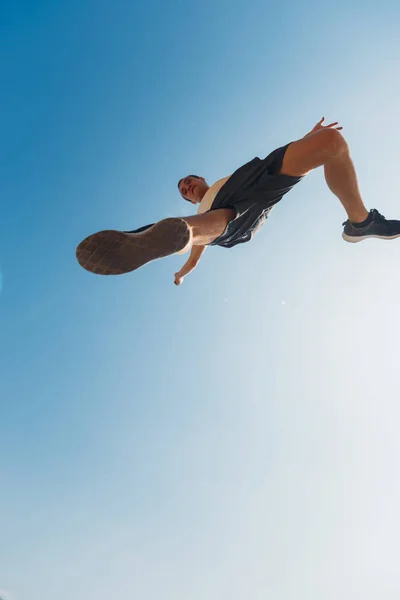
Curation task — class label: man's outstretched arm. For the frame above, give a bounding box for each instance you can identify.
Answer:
[174,245,206,285]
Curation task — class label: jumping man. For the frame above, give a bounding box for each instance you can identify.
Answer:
[76,118,400,283]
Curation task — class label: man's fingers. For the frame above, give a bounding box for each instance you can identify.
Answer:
[313,118,343,132]
[324,122,344,131]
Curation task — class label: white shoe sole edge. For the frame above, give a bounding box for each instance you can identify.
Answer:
[342,232,400,243]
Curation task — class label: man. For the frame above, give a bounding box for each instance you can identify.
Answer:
[76,118,400,282]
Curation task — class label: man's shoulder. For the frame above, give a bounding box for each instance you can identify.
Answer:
[208,175,231,200]
[197,175,230,214]
[212,175,231,188]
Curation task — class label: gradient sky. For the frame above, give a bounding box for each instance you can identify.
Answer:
[1,1,400,599]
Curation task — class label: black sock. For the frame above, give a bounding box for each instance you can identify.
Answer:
[352,212,372,228]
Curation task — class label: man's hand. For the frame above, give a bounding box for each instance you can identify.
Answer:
[174,272,184,286]
[305,117,343,138]
[173,245,207,286]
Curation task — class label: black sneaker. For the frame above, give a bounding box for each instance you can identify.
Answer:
[76,218,192,275]
[342,209,400,243]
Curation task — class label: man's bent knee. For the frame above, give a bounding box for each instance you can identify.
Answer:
[280,128,349,176]
[316,127,348,155]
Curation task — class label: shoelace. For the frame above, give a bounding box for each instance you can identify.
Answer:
[370,208,386,221]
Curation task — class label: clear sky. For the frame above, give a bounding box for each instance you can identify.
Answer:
[1,1,400,599]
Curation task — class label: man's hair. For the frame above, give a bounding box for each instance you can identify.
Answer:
[177,174,201,201]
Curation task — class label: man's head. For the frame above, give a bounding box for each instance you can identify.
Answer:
[177,175,209,205]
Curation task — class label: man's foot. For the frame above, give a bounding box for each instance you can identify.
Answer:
[76,218,192,275]
[342,209,400,243]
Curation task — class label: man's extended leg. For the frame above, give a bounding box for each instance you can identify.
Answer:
[126,208,235,246]
[279,128,369,223]
[279,128,400,242]
[76,208,235,275]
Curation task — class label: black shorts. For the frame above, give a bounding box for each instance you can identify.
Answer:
[208,143,302,248]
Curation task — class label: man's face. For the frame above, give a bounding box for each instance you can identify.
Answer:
[178,176,208,204]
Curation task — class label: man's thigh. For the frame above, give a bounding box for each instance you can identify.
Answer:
[279,129,345,177]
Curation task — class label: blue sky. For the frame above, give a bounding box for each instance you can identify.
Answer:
[1,0,400,599]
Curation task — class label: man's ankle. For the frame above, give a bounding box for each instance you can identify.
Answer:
[349,210,370,224]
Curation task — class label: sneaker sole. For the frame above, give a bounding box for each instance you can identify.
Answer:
[76,218,192,275]
[342,232,400,243]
